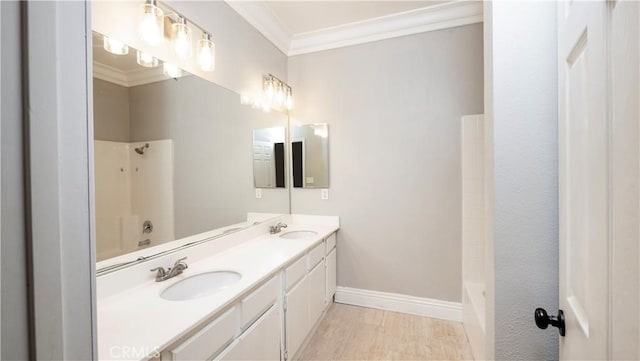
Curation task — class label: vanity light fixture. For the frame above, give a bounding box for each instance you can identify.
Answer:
[163,62,182,78]
[276,83,285,107]
[172,16,192,60]
[103,36,129,55]
[263,74,294,111]
[136,50,159,68]
[197,33,215,72]
[139,0,164,46]
[265,78,275,101]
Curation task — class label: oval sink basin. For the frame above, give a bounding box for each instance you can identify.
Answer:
[161,271,241,301]
[280,230,318,239]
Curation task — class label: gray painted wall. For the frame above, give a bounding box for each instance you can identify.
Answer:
[489,3,558,360]
[288,24,484,302]
[93,78,131,142]
[129,76,289,239]
[1,2,30,359]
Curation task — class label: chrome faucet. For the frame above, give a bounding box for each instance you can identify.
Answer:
[150,257,188,282]
[269,222,288,234]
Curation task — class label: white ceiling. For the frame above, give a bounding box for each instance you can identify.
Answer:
[263,1,446,35]
[225,0,483,56]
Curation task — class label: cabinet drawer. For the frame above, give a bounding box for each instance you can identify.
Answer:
[326,233,336,254]
[170,306,239,361]
[286,256,307,290]
[241,275,278,328]
[307,243,324,270]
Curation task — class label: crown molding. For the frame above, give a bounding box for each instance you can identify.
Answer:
[224,0,291,55]
[288,1,483,56]
[93,62,173,88]
[225,0,482,57]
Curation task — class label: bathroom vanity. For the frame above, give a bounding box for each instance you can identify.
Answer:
[97,215,339,361]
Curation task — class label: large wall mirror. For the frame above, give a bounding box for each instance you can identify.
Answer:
[92,32,289,270]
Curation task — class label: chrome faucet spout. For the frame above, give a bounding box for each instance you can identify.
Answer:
[151,257,188,282]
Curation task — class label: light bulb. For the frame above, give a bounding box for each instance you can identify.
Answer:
[136,50,158,68]
[139,1,164,46]
[163,63,182,78]
[103,36,129,55]
[276,84,285,106]
[266,78,275,101]
[197,33,215,72]
[285,89,294,110]
[172,17,192,60]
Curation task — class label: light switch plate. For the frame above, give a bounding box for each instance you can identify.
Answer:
[255,188,262,199]
[321,189,329,200]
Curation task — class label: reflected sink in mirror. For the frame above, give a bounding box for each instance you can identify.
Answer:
[279,230,319,239]
[160,271,242,301]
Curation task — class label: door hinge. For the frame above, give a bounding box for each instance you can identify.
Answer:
[283,301,287,312]
[284,350,289,361]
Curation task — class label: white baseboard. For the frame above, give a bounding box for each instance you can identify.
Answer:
[335,286,462,322]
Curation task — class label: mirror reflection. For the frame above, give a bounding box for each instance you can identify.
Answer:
[292,124,330,188]
[253,127,286,188]
[92,32,289,264]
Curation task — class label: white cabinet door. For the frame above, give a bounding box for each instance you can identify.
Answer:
[326,249,337,301]
[218,306,281,361]
[285,274,309,358]
[307,261,325,328]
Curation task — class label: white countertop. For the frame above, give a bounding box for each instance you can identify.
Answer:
[97,220,338,361]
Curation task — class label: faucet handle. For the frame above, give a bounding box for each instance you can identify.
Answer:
[150,267,167,279]
[173,257,188,270]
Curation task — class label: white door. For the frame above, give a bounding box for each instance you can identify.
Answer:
[558,1,609,359]
[557,1,640,359]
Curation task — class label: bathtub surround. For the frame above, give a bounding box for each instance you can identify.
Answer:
[94,140,175,260]
[288,23,483,303]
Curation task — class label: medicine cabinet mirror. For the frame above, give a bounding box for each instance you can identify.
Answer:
[252,127,286,188]
[291,123,330,188]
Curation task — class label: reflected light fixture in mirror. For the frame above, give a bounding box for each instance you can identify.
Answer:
[137,50,159,68]
[139,0,164,46]
[197,33,215,72]
[103,36,129,55]
[163,63,182,78]
[172,16,192,60]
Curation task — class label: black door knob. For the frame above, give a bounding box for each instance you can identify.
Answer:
[534,308,565,336]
